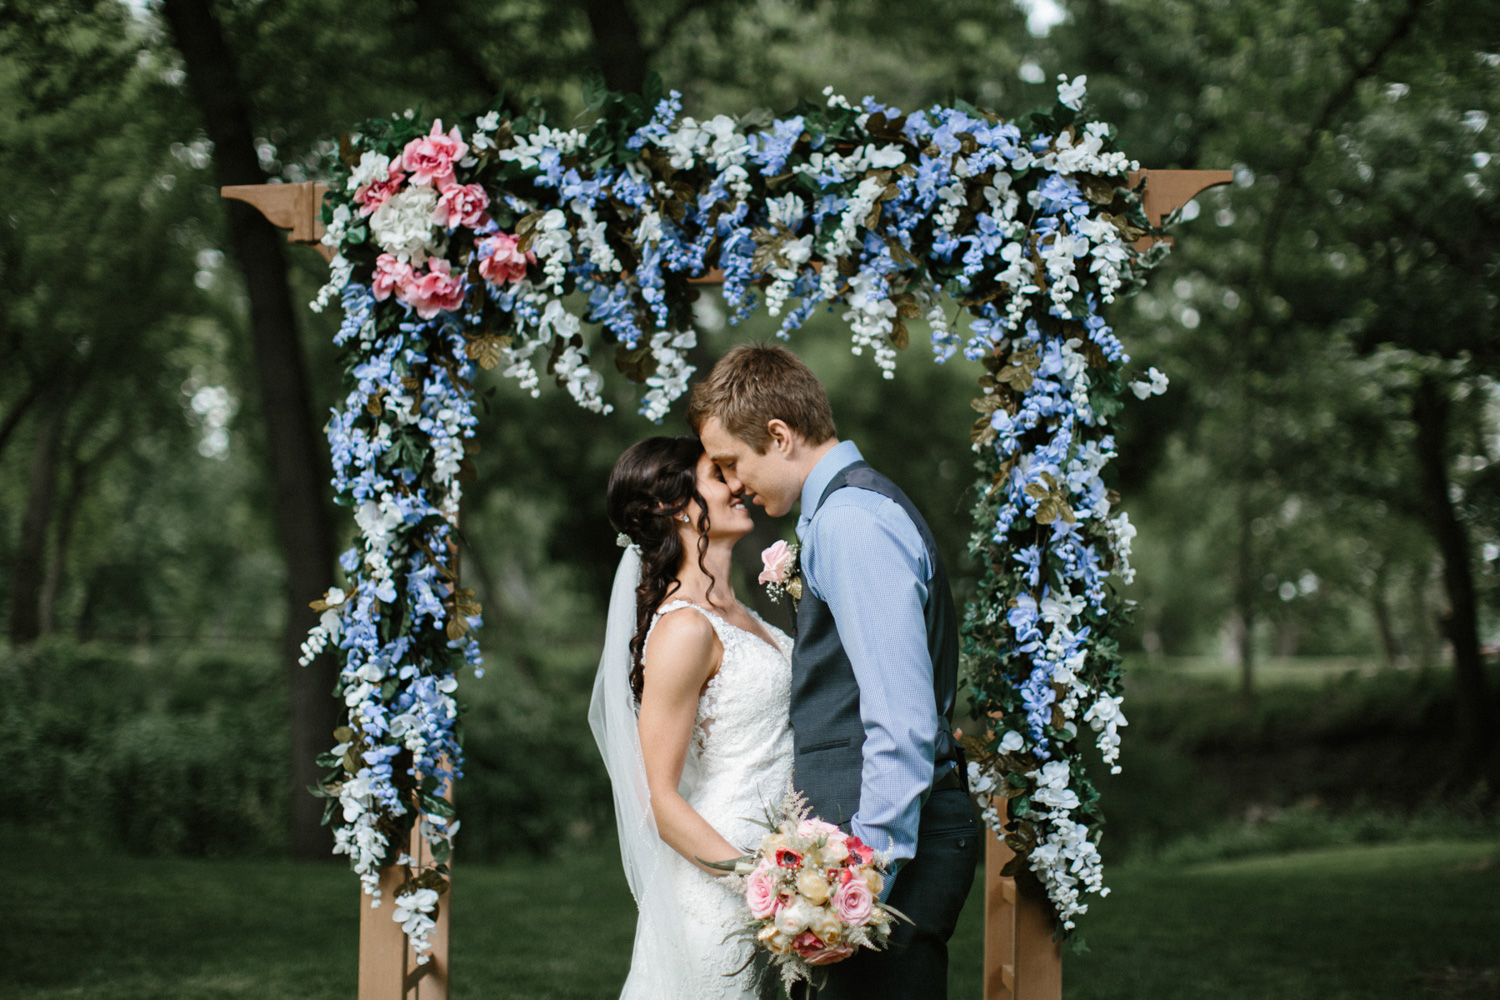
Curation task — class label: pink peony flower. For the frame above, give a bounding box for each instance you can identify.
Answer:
[371,253,416,302]
[403,258,467,318]
[759,540,794,585]
[477,233,534,286]
[745,865,780,919]
[792,931,855,965]
[435,182,490,230]
[401,120,468,189]
[833,878,874,926]
[354,160,406,217]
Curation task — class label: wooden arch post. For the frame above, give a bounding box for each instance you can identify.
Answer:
[224,167,1231,1000]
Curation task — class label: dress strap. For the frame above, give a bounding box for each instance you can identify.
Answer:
[646,600,727,649]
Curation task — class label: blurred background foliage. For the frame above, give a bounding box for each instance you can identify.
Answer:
[0,0,1496,864]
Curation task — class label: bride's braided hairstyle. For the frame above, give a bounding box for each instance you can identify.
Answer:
[606,436,716,701]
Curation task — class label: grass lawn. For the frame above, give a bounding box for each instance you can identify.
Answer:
[4,836,1496,999]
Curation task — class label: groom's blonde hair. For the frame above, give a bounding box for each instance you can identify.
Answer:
[688,344,836,453]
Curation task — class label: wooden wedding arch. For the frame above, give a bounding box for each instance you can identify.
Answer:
[227,167,1229,1000]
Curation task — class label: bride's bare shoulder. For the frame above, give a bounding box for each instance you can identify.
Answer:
[643,605,721,680]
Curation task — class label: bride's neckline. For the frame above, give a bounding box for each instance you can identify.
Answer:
[658,599,785,659]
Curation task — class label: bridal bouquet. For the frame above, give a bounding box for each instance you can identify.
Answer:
[718,786,905,989]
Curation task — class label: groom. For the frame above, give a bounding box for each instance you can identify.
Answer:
[690,344,979,999]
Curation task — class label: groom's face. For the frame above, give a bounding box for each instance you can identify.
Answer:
[699,416,803,518]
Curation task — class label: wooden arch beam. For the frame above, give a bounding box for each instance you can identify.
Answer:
[221,166,1232,1000]
[222,169,1233,269]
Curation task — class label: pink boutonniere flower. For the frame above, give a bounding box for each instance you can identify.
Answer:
[759,539,803,608]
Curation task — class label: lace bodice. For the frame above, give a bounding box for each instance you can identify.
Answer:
[624,599,793,1000]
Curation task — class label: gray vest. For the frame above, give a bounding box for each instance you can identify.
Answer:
[789,461,962,828]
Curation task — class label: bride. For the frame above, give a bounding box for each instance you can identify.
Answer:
[591,435,793,999]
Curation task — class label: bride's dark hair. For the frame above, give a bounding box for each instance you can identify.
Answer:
[607,436,715,701]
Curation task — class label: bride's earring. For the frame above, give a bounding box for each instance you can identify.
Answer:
[678,513,690,523]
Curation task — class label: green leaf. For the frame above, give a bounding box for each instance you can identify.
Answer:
[582,72,607,110]
[642,71,664,107]
[419,791,457,818]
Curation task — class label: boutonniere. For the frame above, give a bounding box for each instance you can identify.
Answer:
[759,539,802,611]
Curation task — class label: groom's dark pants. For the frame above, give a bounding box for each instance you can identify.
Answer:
[808,784,981,1000]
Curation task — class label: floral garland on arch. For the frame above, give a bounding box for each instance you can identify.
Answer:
[299,73,1169,956]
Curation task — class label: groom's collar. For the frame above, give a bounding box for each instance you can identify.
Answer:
[796,440,863,540]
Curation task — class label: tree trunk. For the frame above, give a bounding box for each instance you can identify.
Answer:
[1234,459,1257,700]
[579,0,651,94]
[1411,374,1495,776]
[8,397,67,643]
[39,426,126,636]
[0,379,43,466]
[160,0,339,860]
[1371,559,1403,670]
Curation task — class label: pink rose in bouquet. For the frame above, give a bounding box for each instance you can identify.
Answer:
[371,253,416,302]
[759,540,794,585]
[833,877,874,926]
[404,259,466,318]
[435,182,490,230]
[793,931,856,966]
[477,233,534,286]
[745,864,781,920]
[402,120,468,189]
[355,159,407,217]
[796,817,840,838]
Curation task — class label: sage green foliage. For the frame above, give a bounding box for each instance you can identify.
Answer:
[0,640,288,856]
[5,831,1496,999]
[1094,659,1500,860]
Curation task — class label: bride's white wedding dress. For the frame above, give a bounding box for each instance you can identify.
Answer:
[634,599,793,1000]
[590,547,792,1000]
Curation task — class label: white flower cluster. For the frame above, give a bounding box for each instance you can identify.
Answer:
[392,887,441,964]
[932,181,966,234]
[764,235,813,317]
[1130,366,1169,399]
[310,252,355,314]
[335,766,395,900]
[1038,122,1137,178]
[1083,693,1127,772]
[640,328,698,423]
[497,125,587,171]
[348,150,393,191]
[529,208,573,291]
[661,114,750,174]
[370,186,440,263]
[1076,215,1132,303]
[1107,511,1138,584]
[843,269,900,379]
[1021,802,1105,930]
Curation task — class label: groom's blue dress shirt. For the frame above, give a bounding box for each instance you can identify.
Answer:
[795,441,942,881]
